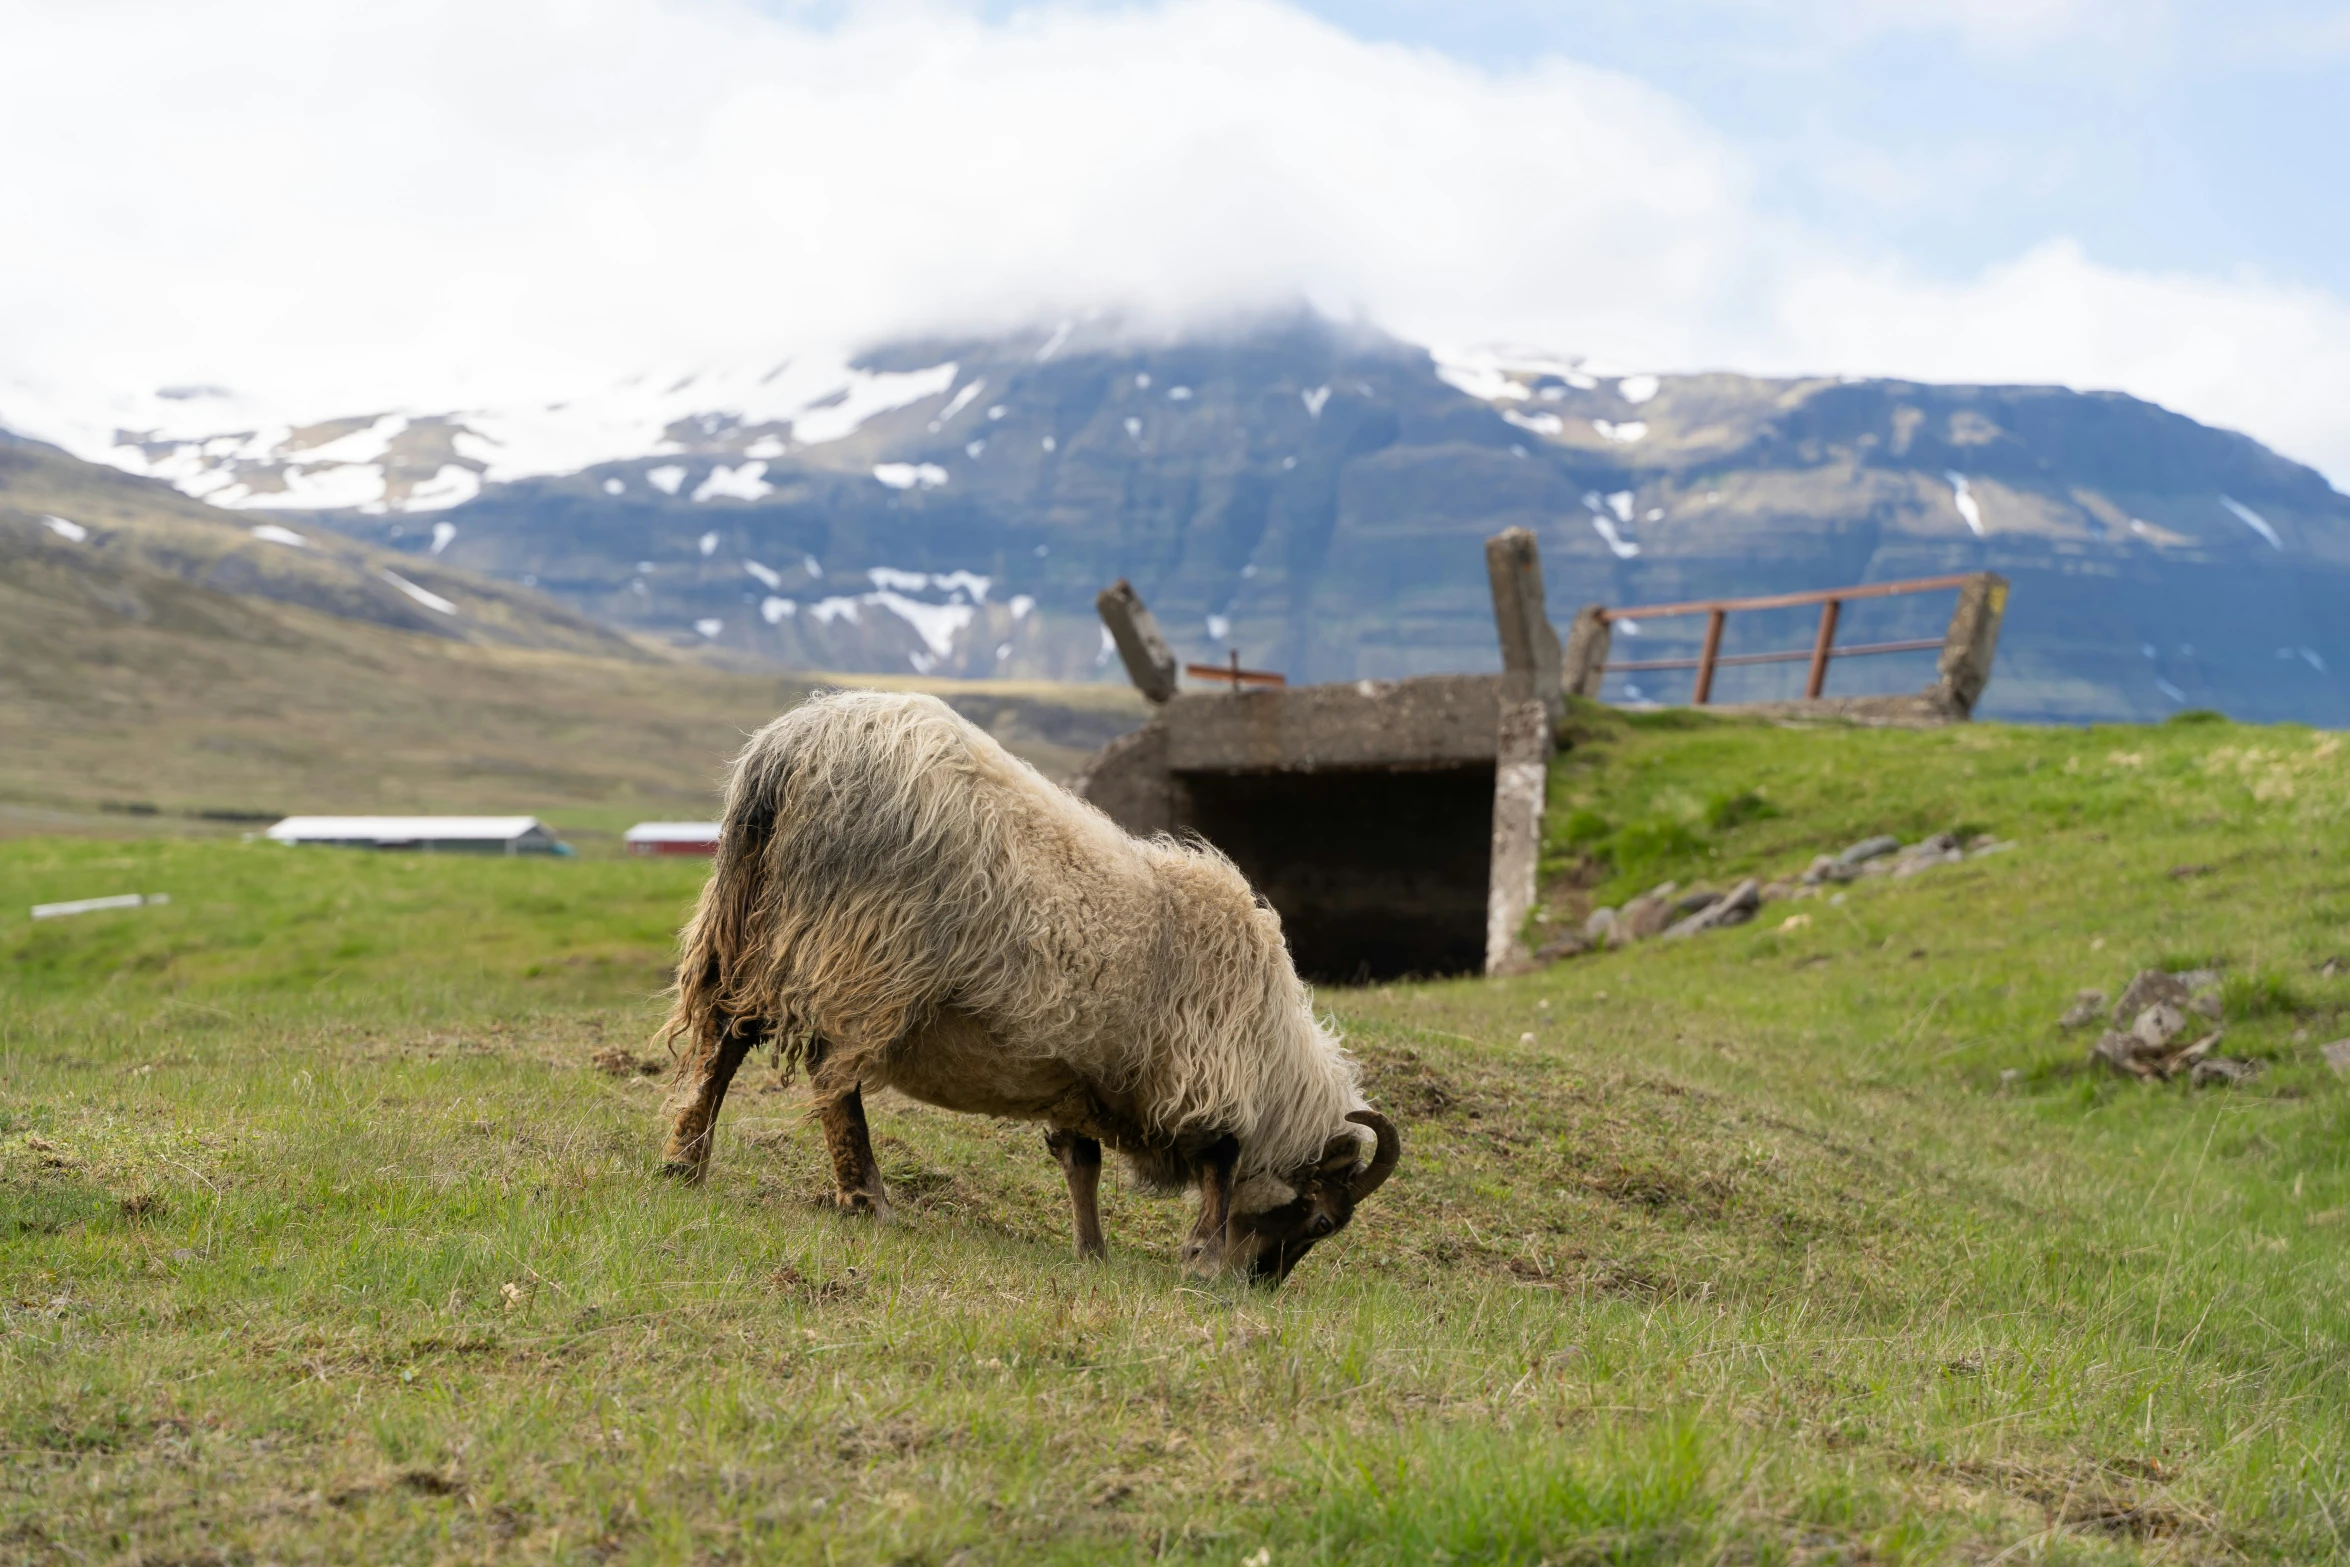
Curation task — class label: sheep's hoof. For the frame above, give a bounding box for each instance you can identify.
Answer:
[1179,1241,1223,1279]
[832,1190,892,1222]
[659,1159,707,1184]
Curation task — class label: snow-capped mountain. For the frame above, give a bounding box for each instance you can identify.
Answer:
[10,312,2350,723]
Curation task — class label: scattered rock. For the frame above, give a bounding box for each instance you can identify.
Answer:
[2109,969,2194,1029]
[2131,1002,2191,1054]
[1759,881,1793,902]
[2322,1040,2350,1077]
[2190,1057,2265,1088]
[2188,991,2224,1022]
[1614,885,1682,943]
[1892,833,1966,877]
[2171,967,2223,991]
[1584,907,1617,942]
[1532,932,1589,965]
[1671,887,1723,918]
[2058,990,2108,1029]
[2092,1024,2224,1082]
[1776,913,1812,934]
[1839,835,1900,866]
[1663,879,1761,942]
[2319,958,2345,979]
[1970,840,2017,857]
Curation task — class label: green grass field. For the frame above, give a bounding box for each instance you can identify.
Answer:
[6,710,2349,1564]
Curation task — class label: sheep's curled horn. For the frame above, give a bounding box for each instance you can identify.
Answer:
[1342,1109,1400,1199]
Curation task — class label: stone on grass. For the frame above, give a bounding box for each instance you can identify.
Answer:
[2322,1039,2350,1077]
[1615,886,1682,943]
[2131,1003,2191,1053]
[2110,969,2194,1029]
[2058,989,2108,1029]
[2190,1057,2266,1088]
[2090,1020,2225,1082]
[2091,1031,2147,1077]
[1839,835,1900,866]
[2189,991,2224,1022]
[1893,833,1966,877]
[1663,879,1761,942]
[1533,932,1589,966]
[1760,881,1793,902]
[1672,887,1723,918]
[1584,907,1617,941]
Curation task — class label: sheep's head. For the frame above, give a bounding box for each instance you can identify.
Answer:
[1218,1110,1400,1285]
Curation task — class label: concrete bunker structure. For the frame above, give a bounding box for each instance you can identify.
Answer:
[1076,536,2006,982]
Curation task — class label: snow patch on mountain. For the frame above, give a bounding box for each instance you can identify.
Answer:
[873,462,948,489]
[379,568,457,614]
[694,461,772,502]
[2220,494,2284,549]
[18,352,959,516]
[1947,472,1985,537]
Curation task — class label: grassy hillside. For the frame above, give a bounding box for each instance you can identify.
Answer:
[1,431,636,658]
[4,712,2348,1562]
[0,530,1141,848]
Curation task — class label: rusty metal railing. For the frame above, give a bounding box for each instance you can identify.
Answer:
[1184,650,1286,691]
[1602,573,1974,704]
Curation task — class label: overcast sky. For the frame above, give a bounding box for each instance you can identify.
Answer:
[4,0,2346,482]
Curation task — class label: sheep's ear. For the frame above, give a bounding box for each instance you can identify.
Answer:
[1314,1132,1363,1174]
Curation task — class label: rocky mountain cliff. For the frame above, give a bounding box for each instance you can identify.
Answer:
[33,314,2350,724]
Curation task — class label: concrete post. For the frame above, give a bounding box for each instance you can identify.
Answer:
[1933,572,2009,718]
[1561,605,1612,699]
[1095,579,1180,704]
[1485,698,1552,976]
[1484,529,1564,726]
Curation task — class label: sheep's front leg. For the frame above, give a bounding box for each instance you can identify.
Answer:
[1180,1135,1240,1278]
[1045,1129,1106,1260]
[816,1085,892,1220]
[662,1018,762,1182]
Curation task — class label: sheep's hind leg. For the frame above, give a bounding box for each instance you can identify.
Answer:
[817,1085,892,1221]
[662,1017,763,1182]
[1045,1130,1106,1260]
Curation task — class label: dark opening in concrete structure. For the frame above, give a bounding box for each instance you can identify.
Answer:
[1178,763,1495,983]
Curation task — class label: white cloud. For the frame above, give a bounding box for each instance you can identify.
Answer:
[0,0,2342,484]
[1757,240,2350,482]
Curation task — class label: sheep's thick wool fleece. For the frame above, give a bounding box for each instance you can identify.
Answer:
[669,690,1362,1179]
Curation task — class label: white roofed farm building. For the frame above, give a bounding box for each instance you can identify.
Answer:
[623,822,721,857]
[264,817,573,855]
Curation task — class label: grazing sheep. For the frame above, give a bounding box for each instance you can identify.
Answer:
[661,689,1398,1283]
